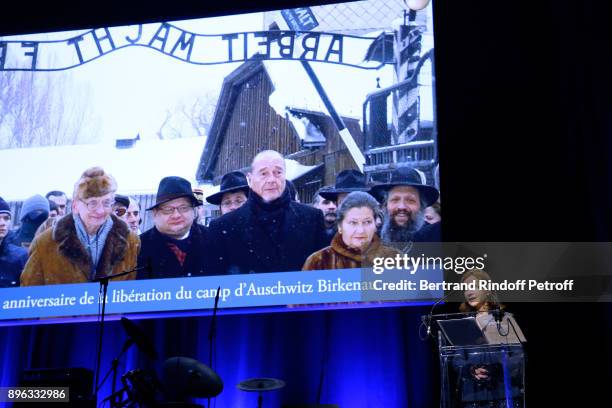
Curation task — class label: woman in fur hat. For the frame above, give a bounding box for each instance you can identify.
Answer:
[21,167,140,286]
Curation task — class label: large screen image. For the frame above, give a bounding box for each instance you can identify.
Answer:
[0,0,441,325]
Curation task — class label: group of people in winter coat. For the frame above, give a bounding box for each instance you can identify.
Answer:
[1,149,440,287]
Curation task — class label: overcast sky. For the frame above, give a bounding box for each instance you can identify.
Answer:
[2,12,267,143]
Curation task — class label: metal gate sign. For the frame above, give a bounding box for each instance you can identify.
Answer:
[0,23,380,72]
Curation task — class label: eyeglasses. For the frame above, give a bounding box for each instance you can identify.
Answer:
[80,198,114,210]
[220,199,246,208]
[158,205,193,215]
[114,207,127,217]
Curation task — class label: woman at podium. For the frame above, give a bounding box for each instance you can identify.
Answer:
[451,269,526,408]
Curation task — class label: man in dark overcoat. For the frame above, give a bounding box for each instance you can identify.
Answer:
[137,176,209,279]
[205,150,328,275]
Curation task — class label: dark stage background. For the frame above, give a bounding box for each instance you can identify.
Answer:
[1,0,611,406]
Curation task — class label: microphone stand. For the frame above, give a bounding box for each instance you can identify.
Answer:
[92,265,146,404]
[207,287,221,408]
[96,339,134,407]
[488,290,507,333]
[425,290,457,338]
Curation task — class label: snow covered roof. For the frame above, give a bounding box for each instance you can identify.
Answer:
[198,53,392,181]
[0,137,206,201]
[265,50,394,121]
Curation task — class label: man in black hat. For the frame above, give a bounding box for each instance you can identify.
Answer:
[319,169,371,207]
[46,190,68,217]
[204,150,328,274]
[112,194,130,223]
[137,176,209,279]
[206,171,249,216]
[370,167,439,245]
[0,197,28,287]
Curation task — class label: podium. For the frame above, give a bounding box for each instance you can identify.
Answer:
[428,312,527,408]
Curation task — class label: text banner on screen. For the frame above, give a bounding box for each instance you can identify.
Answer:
[0,267,443,321]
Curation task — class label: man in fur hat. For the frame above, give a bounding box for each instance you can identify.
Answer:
[20,167,139,286]
[204,150,328,274]
[137,176,209,279]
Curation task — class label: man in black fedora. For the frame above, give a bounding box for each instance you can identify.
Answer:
[204,150,328,274]
[319,169,371,206]
[206,171,249,216]
[370,167,440,245]
[137,176,209,279]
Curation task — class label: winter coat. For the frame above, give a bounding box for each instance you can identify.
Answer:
[413,221,442,242]
[10,218,45,248]
[302,232,400,271]
[323,225,337,246]
[20,214,139,286]
[0,238,28,287]
[137,223,209,279]
[205,188,328,274]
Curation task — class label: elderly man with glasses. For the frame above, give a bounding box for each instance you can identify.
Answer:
[136,176,209,279]
[21,167,140,286]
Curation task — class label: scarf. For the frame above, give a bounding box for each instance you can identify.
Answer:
[73,213,113,279]
[249,187,291,238]
[157,227,192,267]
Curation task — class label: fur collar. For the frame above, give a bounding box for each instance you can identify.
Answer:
[330,232,384,263]
[52,214,130,278]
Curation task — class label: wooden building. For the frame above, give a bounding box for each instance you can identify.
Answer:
[196,59,365,204]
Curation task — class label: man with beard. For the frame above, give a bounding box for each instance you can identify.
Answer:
[312,188,337,244]
[371,167,439,247]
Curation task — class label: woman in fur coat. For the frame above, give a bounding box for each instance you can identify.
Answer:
[303,191,398,271]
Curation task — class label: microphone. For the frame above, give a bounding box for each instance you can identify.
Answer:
[488,289,509,336]
[489,290,505,323]
[492,308,505,324]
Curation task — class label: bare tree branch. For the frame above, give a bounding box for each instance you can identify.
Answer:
[0,62,98,148]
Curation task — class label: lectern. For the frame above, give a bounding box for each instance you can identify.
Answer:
[428,312,527,408]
